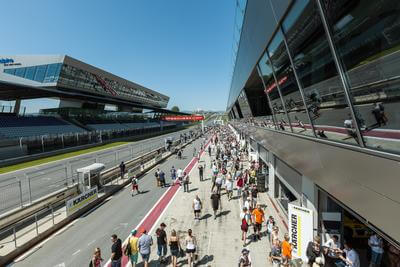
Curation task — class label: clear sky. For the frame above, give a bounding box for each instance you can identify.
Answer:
[1,0,236,112]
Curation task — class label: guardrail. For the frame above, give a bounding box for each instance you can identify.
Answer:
[0,132,200,263]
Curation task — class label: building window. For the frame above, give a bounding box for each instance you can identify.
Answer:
[34,65,48,83]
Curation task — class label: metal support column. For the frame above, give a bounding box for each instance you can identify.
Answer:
[316,0,365,147]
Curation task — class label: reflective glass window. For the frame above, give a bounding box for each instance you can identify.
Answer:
[34,65,48,83]
[44,63,61,83]
[25,66,36,80]
[280,0,361,145]
[323,0,400,153]
[4,68,15,75]
[15,67,26,78]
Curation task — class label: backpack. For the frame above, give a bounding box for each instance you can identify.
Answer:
[241,215,248,231]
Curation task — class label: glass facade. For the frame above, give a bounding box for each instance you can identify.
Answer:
[3,63,62,83]
[321,0,400,153]
[237,90,252,118]
[58,64,168,108]
[237,0,400,155]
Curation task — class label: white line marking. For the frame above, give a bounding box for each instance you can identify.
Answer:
[72,249,81,256]
[88,239,96,246]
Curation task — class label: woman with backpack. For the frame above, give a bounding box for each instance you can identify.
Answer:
[240,207,252,246]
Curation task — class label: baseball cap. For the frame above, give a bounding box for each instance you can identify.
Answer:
[242,248,249,254]
[131,229,137,235]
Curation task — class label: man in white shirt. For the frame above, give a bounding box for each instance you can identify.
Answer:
[176,168,183,185]
[337,240,360,267]
[324,235,341,265]
[368,233,384,267]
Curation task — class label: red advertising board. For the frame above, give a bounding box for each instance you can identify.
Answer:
[162,115,204,121]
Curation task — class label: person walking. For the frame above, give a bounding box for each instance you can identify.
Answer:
[251,204,265,241]
[185,229,197,267]
[215,175,223,194]
[168,229,181,267]
[238,248,252,267]
[225,177,233,200]
[156,223,168,263]
[154,168,160,187]
[240,207,252,246]
[131,176,140,196]
[368,233,384,267]
[177,168,183,185]
[198,164,204,181]
[183,172,190,192]
[138,229,153,267]
[210,189,222,219]
[170,166,177,182]
[110,234,122,267]
[119,161,126,179]
[237,175,244,197]
[266,216,275,245]
[159,170,166,188]
[127,230,139,267]
[193,195,202,220]
[90,247,103,267]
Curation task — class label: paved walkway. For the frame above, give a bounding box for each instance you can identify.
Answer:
[139,143,289,266]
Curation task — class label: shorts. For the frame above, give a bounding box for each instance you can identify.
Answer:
[254,222,262,232]
[141,253,150,261]
[129,253,138,264]
[186,248,196,254]
[194,209,201,213]
[132,185,138,190]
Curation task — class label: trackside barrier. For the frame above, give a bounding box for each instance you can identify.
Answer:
[0,132,200,265]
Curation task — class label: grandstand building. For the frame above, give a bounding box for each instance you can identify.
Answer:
[0,55,180,160]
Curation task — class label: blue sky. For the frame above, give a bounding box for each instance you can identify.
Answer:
[1,0,236,112]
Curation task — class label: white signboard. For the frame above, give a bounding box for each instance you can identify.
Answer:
[66,186,98,216]
[288,203,314,261]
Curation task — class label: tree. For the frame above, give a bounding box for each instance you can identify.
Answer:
[171,106,180,112]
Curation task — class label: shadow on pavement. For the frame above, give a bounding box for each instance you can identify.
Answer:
[217,210,231,217]
[188,188,198,193]
[200,213,212,220]
[196,254,214,265]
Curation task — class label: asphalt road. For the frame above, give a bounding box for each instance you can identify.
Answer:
[0,127,198,214]
[11,137,204,267]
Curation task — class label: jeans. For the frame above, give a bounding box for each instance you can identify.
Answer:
[157,243,168,257]
[371,251,383,265]
[111,259,121,267]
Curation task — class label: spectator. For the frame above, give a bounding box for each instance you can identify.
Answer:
[183,172,190,192]
[156,223,168,263]
[251,204,265,241]
[306,236,324,266]
[138,228,153,267]
[198,164,204,181]
[110,234,122,267]
[215,175,223,194]
[154,168,160,187]
[238,248,252,267]
[282,233,293,267]
[185,229,197,267]
[177,168,183,185]
[119,162,126,179]
[170,166,176,182]
[168,229,181,267]
[192,195,202,220]
[266,216,275,245]
[225,177,233,200]
[240,207,252,246]
[210,189,222,219]
[127,230,139,267]
[336,240,360,267]
[324,235,341,265]
[159,170,166,187]
[368,233,384,267]
[236,175,244,197]
[269,239,282,267]
[131,176,140,196]
[90,247,103,267]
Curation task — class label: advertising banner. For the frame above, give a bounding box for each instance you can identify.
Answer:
[66,186,98,216]
[288,203,314,261]
[162,115,204,121]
